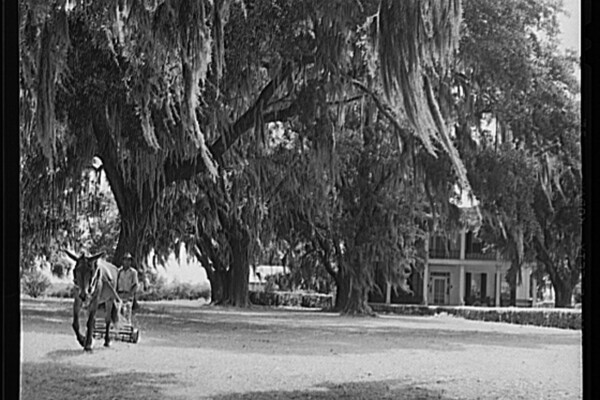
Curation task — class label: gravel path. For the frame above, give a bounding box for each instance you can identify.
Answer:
[21,298,582,399]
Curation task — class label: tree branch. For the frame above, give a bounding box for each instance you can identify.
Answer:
[327,95,365,106]
[193,242,216,283]
[350,79,411,142]
[314,235,338,280]
[92,115,130,218]
[164,63,297,183]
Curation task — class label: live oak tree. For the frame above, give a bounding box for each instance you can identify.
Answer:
[259,87,441,313]
[450,0,581,307]
[20,0,473,311]
[222,0,469,313]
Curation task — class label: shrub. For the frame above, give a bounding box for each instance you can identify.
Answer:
[249,290,334,309]
[48,284,78,298]
[372,304,581,330]
[264,279,278,293]
[136,279,211,302]
[21,269,52,298]
[50,258,72,279]
[265,273,293,292]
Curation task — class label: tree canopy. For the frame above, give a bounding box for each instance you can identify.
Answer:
[20,0,474,308]
[453,0,581,306]
[19,0,580,310]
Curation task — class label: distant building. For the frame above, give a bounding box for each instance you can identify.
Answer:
[370,229,537,307]
[423,229,535,307]
[249,265,289,292]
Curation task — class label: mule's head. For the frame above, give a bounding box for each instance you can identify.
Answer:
[65,251,104,302]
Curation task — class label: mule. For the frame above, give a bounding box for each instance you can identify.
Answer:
[65,250,122,351]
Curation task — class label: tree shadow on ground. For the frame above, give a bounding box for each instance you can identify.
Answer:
[135,305,567,353]
[45,348,86,359]
[21,362,178,400]
[22,298,577,358]
[197,379,454,400]
[21,307,72,319]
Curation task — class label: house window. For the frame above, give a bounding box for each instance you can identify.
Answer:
[465,232,488,259]
[480,273,487,299]
[465,272,488,305]
[466,232,473,253]
[500,279,512,306]
[471,239,483,254]
[465,272,471,300]
[430,234,460,259]
[470,274,481,299]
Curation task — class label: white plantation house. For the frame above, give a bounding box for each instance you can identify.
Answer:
[370,227,538,308]
[424,229,535,307]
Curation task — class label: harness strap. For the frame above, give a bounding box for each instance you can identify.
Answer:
[89,266,102,293]
[104,273,122,303]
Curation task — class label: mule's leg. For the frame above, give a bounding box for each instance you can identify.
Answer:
[104,303,112,347]
[84,305,97,351]
[72,299,85,347]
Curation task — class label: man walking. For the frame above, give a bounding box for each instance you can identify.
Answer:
[117,252,139,316]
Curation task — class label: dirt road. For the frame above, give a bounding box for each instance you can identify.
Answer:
[21,298,582,399]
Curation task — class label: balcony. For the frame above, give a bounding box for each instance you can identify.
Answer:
[465,252,497,260]
[429,233,500,261]
[429,249,497,260]
[429,249,461,259]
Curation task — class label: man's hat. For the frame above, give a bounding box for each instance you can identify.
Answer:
[123,252,133,260]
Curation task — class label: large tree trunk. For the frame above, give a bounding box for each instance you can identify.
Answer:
[315,237,349,311]
[194,240,231,305]
[212,268,231,304]
[103,178,152,269]
[114,214,146,264]
[546,265,577,308]
[94,116,152,268]
[207,262,231,305]
[333,266,350,312]
[339,105,377,317]
[227,228,250,307]
[203,265,230,305]
[341,257,375,316]
[342,278,373,316]
[535,239,580,308]
[553,280,574,308]
[199,260,225,304]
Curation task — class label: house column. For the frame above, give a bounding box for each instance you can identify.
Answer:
[459,228,466,260]
[531,275,537,306]
[423,235,430,305]
[457,229,466,306]
[495,267,502,307]
[385,281,392,305]
[459,265,465,306]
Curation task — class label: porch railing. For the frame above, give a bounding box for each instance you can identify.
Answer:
[429,249,461,259]
[465,252,496,260]
[429,249,497,260]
